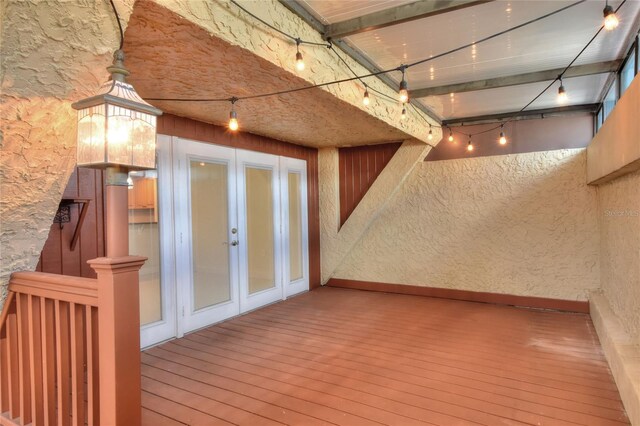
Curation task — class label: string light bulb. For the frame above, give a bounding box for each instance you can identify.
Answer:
[467,137,474,152]
[557,78,568,104]
[428,126,433,141]
[603,2,619,30]
[499,125,507,145]
[398,67,409,103]
[295,39,305,71]
[228,99,239,131]
[448,128,454,142]
[401,106,407,120]
[363,88,370,106]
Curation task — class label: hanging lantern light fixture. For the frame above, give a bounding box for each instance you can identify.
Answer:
[72,50,162,171]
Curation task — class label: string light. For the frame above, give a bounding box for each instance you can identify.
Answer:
[603,1,619,30]
[228,98,239,131]
[398,67,409,103]
[401,105,407,120]
[467,136,474,152]
[557,77,568,104]
[499,125,507,145]
[146,0,624,147]
[295,39,305,71]
[427,126,433,141]
[363,88,370,106]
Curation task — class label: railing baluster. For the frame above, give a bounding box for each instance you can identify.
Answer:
[41,298,56,426]
[55,300,71,426]
[86,305,99,426]
[17,293,32,425]
[0,292,14,418]
[91,306,100,425]
[7,304,20,419]
[70,302,85,426]
[28,295,44,424]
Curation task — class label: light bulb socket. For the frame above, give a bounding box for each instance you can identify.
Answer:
[558,84,566,95]
[603,4,614,17]
[500,131,505,138]
[296,51,303,62]
[230,109,237,120]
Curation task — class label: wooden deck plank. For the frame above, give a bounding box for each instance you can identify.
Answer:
[188,325,627,425]
[228,310,616,389]
[142,287,630,426]
[211,317,623,405]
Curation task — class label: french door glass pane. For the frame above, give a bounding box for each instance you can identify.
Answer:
[128,171,162,326]
[288,172,303,281]
[246,167,275,294]
[190,161,231,310]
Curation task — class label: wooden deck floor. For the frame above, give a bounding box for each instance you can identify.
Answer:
[141,287,630,425]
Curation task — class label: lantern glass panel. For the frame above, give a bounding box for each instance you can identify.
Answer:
[107,104,134,166]
[77,105,106,166]
[131,112,157,169]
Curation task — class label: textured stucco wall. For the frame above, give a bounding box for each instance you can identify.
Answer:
[0,0,135,308]
[319,140,431,283]
[0,0,435,310]
[597,169,640,344]
[333,149,600,301]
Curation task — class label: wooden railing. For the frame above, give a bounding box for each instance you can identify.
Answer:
[0,272,99,425]
[0,256,146,426]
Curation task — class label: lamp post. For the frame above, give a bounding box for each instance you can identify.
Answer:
[72,49,162,257]
[73,49,161,426]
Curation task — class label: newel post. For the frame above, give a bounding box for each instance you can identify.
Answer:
[88,255,146,426]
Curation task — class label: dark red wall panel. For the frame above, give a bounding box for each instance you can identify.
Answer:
[338,142,401,227]
[37,168,105,278]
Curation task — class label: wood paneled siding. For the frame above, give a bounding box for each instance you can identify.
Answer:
[37,168,105,278]
[157,114,321,289]
[339,143,401,227]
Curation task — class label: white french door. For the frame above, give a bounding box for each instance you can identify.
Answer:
[173,140,241,333]
[236,149,284,313]
[144,136,308,342]
[281,157,309,298]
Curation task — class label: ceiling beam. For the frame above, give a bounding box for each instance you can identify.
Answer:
[442,104,599,126]
[280,0,442,123]
[411,60,622,98]
[324,0,494,40]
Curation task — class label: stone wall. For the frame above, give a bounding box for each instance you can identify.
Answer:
[333,149,601,301]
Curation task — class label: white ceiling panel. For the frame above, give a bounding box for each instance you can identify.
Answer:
[296,0,639,120]
[344,0,637,88]
[423,73,610,120]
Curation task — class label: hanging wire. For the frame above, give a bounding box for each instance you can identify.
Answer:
[147,0,588,107]
[144,0,627,144]
[328,44,404,104]
[406,0,586,69]
[109,0,124,49]
[449,0,626,140]
[230,0,330,47]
